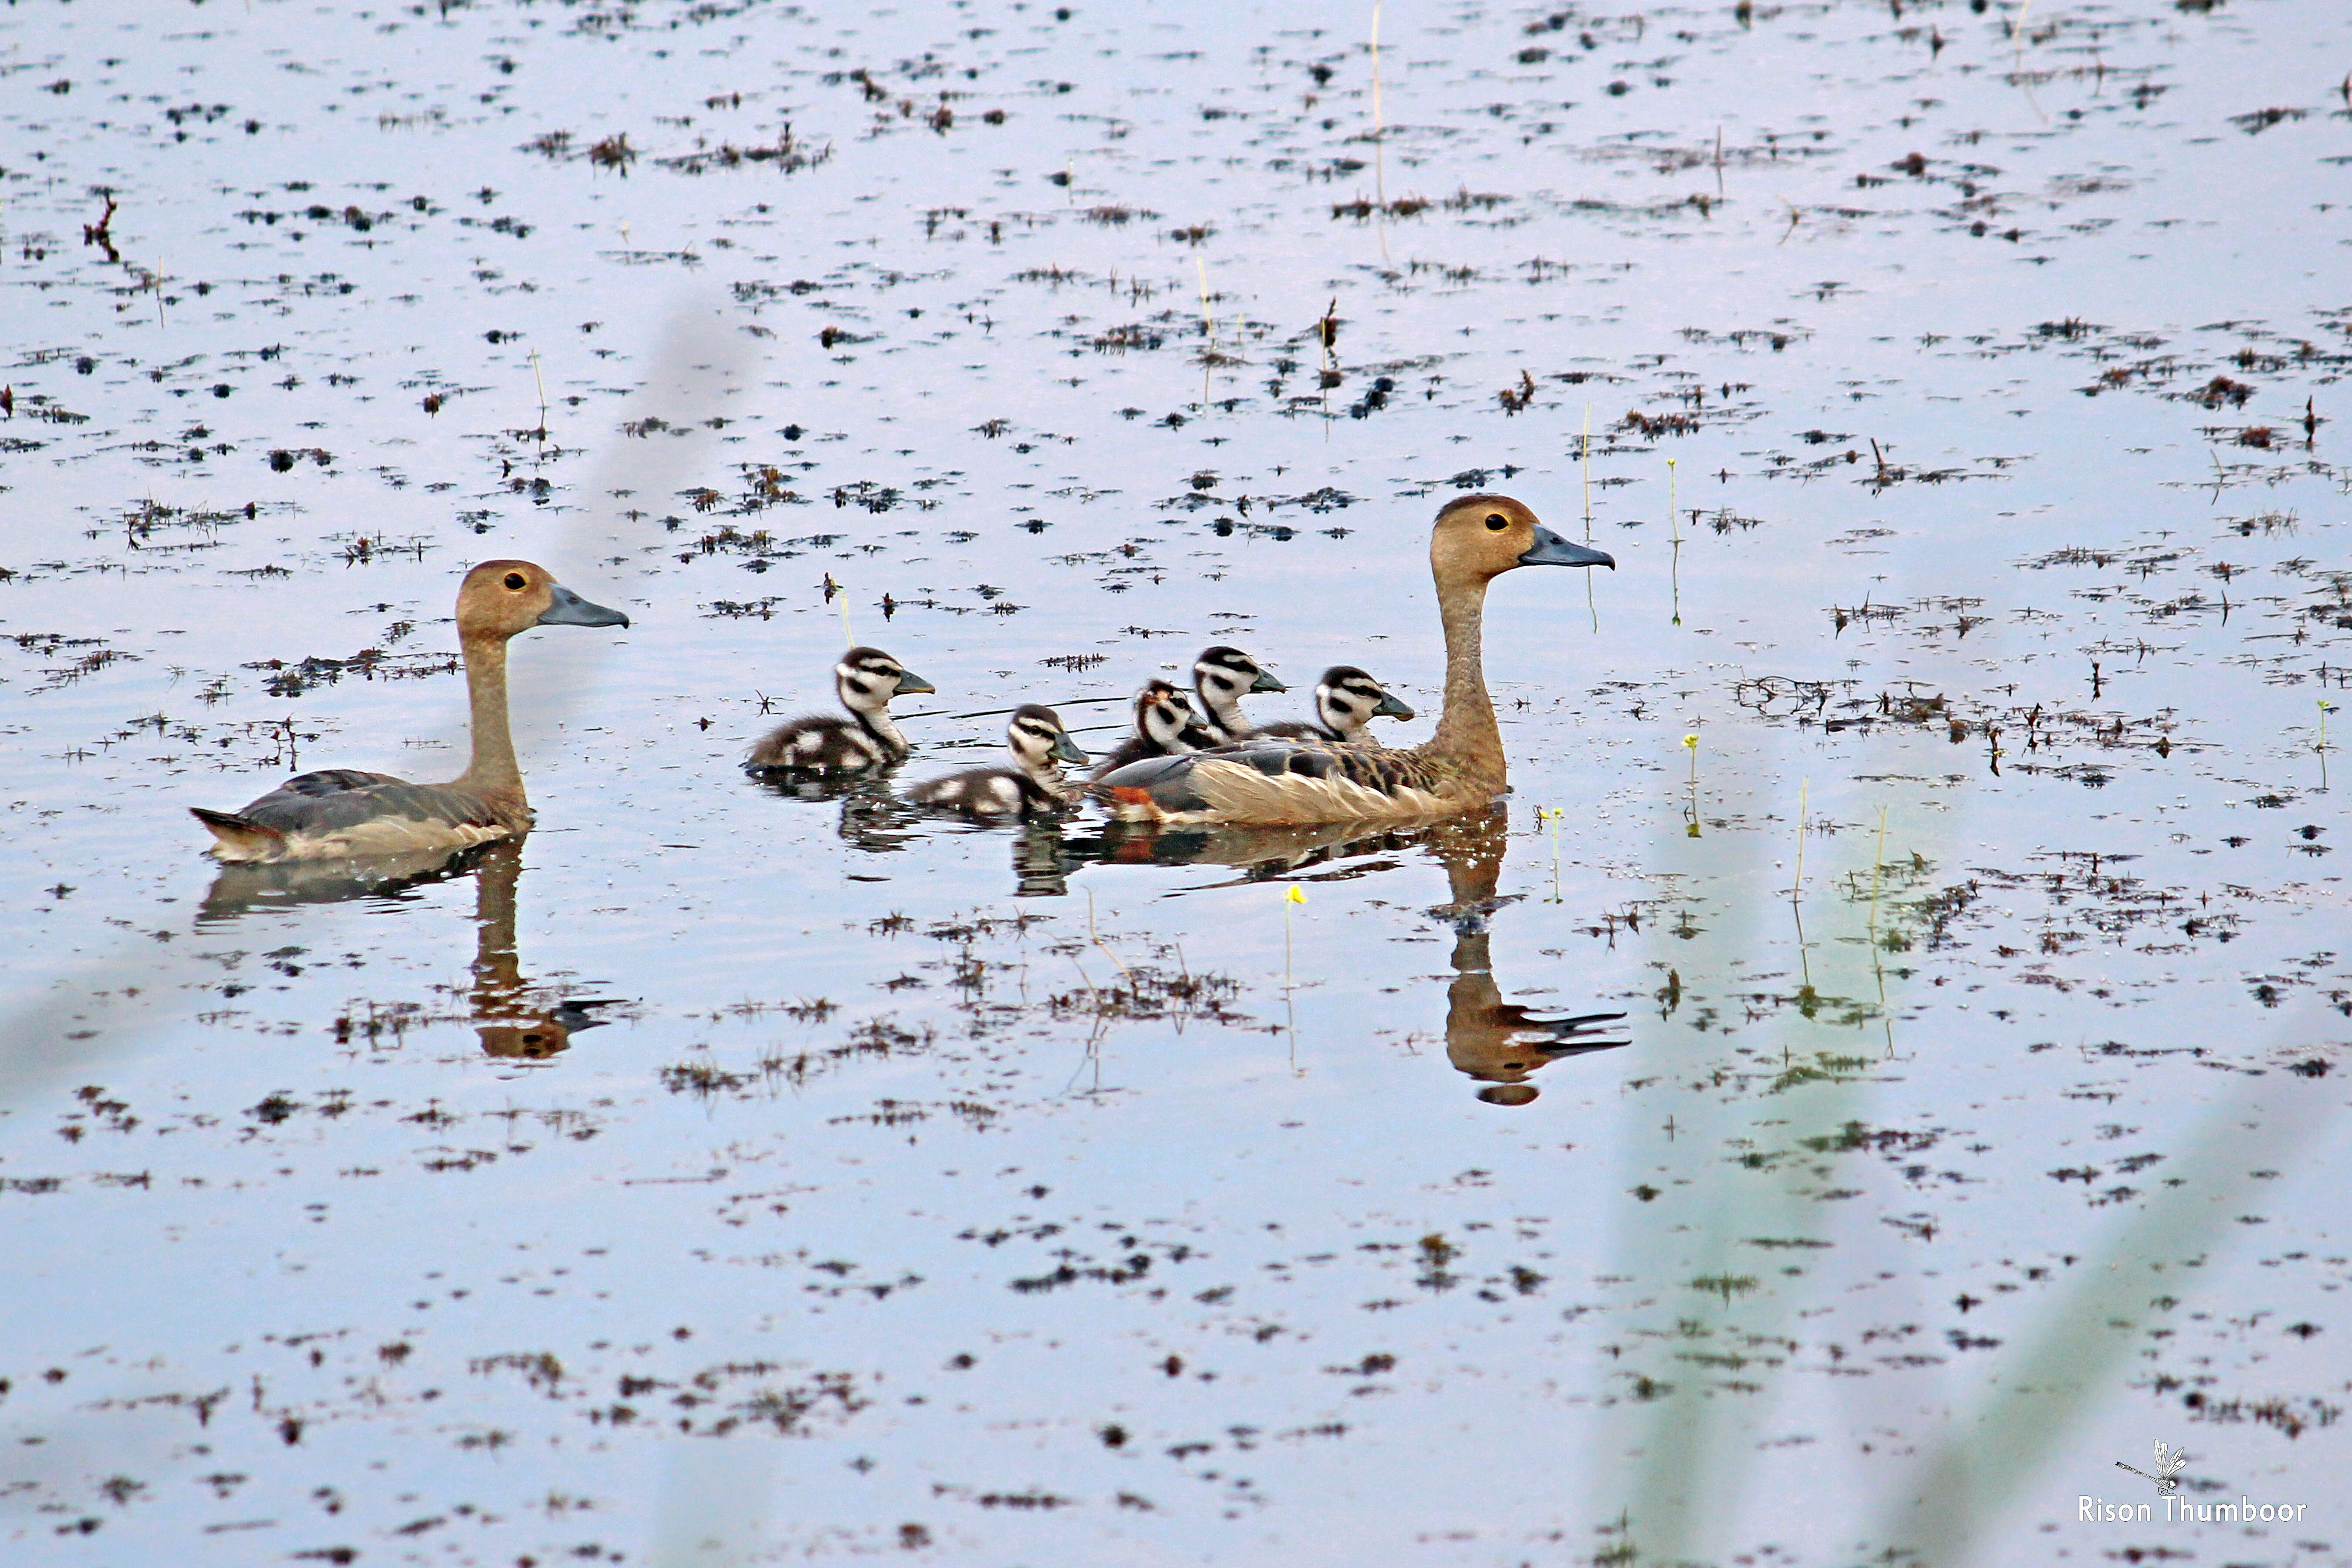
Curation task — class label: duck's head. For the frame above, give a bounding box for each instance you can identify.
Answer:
[1430,495,1614,585]
[1317,665,1415,733]
[1134,679,1201,746]
[1010,703,1088,769]
[837,645,936,713]
[1195,645,1286,703]
[457,560,632,640]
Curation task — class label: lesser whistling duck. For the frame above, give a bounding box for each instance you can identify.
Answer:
[1088,679,1217,780]
[909,704,1087,819]
[744,645,935,774]
[1094,496,1611,825]
[190,560,629,862]
[1190,645,1286,741]
[1253,665,1415,743]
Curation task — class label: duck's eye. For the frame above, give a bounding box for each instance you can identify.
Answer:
[503,571,527,590]
[1484,513,1509,531]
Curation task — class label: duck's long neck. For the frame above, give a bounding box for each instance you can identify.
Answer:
[1425,572,1505,793]
[449,630,524,802]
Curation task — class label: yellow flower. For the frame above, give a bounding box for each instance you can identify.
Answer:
[1682,733,1699,749]
[1286,885,1307,905]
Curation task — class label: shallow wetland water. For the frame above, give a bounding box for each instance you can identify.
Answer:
[3,0,2351,1562]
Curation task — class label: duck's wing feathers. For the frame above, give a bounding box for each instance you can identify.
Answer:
[195,772,520,859]
[1094,740,1455,823]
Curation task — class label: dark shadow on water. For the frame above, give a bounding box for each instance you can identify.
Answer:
[196,839,622,1063]
[1062,807,1631,1103]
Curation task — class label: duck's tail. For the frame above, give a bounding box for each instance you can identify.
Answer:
[190,807,285,862]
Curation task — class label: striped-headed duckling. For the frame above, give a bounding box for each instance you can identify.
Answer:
[1253,665,1415,743]
[1088,679,1218,779]
[909,704,1087,819]
[744,646,935,774]
[1191,645,1285,741]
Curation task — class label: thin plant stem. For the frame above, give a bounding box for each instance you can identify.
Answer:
[1869,804,1895,1057]
[1790,776,1809,904]
[1370,1,1387,263]
[1087,889,1133,992]
[1668,456,1682,627]
[1583,405,1598,633]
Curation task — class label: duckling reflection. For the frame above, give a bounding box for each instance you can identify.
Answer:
[464,841,622,1061]
[996,821,1066,899]
[1064,806,1627,1102]
[752,767,928,855]
[195,840,618,1061]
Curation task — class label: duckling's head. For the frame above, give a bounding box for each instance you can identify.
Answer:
[1430,495,1614,586]
[1317,666,1415,732]
[1134,679,1200,745]
[1010,703,1088,769]
[837,645,936,713]
[457,560,631,641]
[1195,645,1287,702]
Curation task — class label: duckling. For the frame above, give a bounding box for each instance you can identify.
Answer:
[191,561,630,862]
[1252,665,1415,743]
[909,704,1088,818]
[1088,679,1218,779]
[745,645,935,773]
[1095,496,1612,825]
[1191,645,1287,741]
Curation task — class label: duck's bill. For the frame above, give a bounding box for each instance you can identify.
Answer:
[1520,527,1615,570]
[1374,692,1417,720]
[538,583,632,628]
[1051,732,1089,764]
[1249,670,1289,693]
[895,670,938,696]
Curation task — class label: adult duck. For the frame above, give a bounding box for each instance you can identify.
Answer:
[191,560,630,861]
[1095,496,1610,824]
[1252,665,1415,743]
[744,645,935,774]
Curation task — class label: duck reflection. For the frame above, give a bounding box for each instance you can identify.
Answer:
[1419,812,1629,1105]
[1064,806,1628,1102]
[196,839,618,1062]
[463,841,622,1060]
